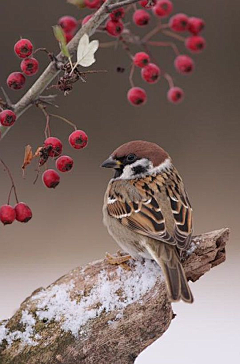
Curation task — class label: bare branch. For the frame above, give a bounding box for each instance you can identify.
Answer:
[106,0,140,12]
[0,0,118,141]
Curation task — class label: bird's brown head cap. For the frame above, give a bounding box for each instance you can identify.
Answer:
[112,140,169,167]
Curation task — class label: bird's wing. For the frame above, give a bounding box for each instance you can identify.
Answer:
[106,171,193,250]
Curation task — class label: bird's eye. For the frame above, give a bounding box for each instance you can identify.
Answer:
[126,153,136,162]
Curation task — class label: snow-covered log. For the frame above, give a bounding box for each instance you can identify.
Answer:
[0,228,229,364]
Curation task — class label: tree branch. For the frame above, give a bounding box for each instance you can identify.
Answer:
[0,0,118,141]
[106,0,140,12]
[0,228,229,364]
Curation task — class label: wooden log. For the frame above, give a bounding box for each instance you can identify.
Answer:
[0,228,229,364]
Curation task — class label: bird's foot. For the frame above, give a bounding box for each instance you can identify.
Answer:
[105,250,132,270]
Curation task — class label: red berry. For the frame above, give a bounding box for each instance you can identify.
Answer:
[21,57,39,76]
[110,7,125,21]
[64,32,74,43]
[167,87,184,104]
[7,72,26,90]
[140,0,157,8]
[106,20,124,37]
[185,36,206,53]
[84,0,100,9]
[0,205,16,225]
[133,10,150,26]
[133,52,150,68]
[169,13,189,32]
[56,156,74,172]
[127,87,147,106]
[42,169,60,189]
[0,110,17,127]
[141,63,161,83]
[153,0,173,18]
[82,15,93,25]
[69,130,88,149]
[14,39,33,58]
[14,202,32,223]
[44,137,63,157]
[58,16,77,33]
[174,55,194,74]
[188,17,205,35]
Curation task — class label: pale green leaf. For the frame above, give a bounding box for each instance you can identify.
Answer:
[53,25,71,59]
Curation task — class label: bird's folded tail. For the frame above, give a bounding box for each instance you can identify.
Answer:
[145,241,194,303]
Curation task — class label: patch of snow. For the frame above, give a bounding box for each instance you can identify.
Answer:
[0,323,9,345]
[187,242,198,255]
[0,311,41,347]
[32,260,161,337]
[0,260,161,346]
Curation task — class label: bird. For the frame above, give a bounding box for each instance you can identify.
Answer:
[101,140,194,303]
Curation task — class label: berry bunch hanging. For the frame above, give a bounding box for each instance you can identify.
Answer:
[63,0,205,106]
[0,0,207,226]
[0,159,32,225]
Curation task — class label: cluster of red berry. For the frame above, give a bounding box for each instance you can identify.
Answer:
[0,39,40,131]
[8,39,39,90]
[42,130,88,188]
[0,202,32,225]
[62,0,205,106]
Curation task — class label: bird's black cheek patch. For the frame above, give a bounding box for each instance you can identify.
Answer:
[132,165,148,175]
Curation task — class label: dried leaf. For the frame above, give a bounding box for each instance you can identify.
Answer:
[76,34,99,68]
[22,145,33,177]
[53,25,71,59]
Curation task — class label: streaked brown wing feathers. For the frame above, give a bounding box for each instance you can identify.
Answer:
[107,169,192,250]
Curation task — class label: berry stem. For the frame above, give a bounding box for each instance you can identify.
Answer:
[164,73,174,89]
[120,37,134,60]
[147,41,180,56]
[142,24,162,43]
[38,105,51,138]
[7,185,14,205]
[161,29,186,42]
[99,41,117,48]
[49,113,77,131]
[129,63,135,88]
[0,159,19,204]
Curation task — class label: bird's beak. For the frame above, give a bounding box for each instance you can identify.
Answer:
[101,156,122,169]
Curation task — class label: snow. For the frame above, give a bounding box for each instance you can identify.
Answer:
[0,260,162,347]
[187,241,199,255]
[0,311,41,347]
[33,260,161,337]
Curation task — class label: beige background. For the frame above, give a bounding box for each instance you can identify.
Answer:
[0,0,239,363]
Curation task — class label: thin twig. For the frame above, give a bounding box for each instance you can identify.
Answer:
[0,159,19,203]
[49,114,77,131]
[7,185,14,205]
[106,0,140,12]
[142,24,162,44]
[99,41,117,48]
[147,41,180,56]
[161,29,186,42]
[164,73,174,89]
[129,63,135,88]
[1,87,13,109]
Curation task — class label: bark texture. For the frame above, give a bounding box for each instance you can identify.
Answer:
[0,228,229,364]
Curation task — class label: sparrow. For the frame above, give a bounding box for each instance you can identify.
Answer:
[101,140,193,303]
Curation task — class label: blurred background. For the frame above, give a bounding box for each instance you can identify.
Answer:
[0,0,239,363]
